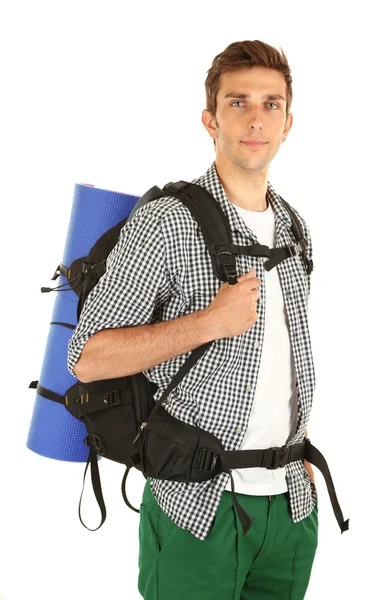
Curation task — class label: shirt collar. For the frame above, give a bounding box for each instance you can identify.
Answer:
[191,161,293,243]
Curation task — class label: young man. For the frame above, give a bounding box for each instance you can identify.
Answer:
[68,40,318,599]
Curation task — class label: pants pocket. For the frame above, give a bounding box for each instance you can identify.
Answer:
[137,500,161,597]
[139,480,180,559]
[291,512,319,599]
[138,503,159,567]
[155,503,182,556]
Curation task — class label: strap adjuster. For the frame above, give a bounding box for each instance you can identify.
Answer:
[261,446,290,469]
[74,393,89,405]
[214,243,232,256]
[103,391,121,406]
[288,238,309,258]
[288,243,300,257]
[196,448,219,472]
[223,263,237,280]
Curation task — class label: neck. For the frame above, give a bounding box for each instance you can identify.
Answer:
[214,157,269,212]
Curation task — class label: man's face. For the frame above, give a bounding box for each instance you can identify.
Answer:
[202,66,293,174]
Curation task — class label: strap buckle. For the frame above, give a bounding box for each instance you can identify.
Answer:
[51,264,61,280]
[288,243,300,257]
[208,243,237,282]
[223,263,237,280]
[261,446,290,469]
[74,392,89,405]
[82,260,93,275]
[103,391,121,406]
[214,243,232,256]
[196,448,219,472]
[289,238,308,257]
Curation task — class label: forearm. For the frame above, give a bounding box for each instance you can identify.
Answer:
[74,308,217,383]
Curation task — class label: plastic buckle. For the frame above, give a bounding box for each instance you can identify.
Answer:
[215,243,232,256]
[74,393,88,405]
[288,243,300,257]
[223,263,238,280]
[262,446,290,469]
[196,448,218,472]
[82,261,92,275]
[104,391,120,406]
[51,265,61,280]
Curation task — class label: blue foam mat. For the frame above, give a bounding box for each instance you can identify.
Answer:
[27,184,140,462]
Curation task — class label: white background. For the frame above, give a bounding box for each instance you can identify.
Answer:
[0,1,376,598]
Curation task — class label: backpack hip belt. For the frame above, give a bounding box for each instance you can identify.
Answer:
[31,373,349,537]
[129,399,349,537]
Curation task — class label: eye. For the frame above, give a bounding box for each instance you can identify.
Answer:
[231,101,279,109]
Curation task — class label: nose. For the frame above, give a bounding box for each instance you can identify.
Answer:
[247,108,265,130]
[248,119,264,130]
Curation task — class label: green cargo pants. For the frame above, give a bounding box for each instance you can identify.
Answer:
[138,477,318,599]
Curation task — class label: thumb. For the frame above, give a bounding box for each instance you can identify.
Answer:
[238,267,256,280]
[224,267,256,287]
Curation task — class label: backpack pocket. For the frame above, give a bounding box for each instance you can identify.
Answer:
[139,425,193,481]
[83,401,138,464]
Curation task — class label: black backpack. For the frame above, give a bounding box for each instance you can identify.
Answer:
[29,179,314,531]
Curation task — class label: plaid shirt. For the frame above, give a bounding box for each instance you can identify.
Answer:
[67,161,317,541]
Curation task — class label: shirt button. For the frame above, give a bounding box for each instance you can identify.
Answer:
[253,342,260,348]
[246,384,252,392]
[235,427,242,433]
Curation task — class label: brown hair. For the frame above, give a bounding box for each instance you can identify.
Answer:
[204,40,293,145]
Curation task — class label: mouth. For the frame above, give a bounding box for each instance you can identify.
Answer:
[242,141,267,149]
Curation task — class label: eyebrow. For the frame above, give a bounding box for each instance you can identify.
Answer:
[223,93,286,102]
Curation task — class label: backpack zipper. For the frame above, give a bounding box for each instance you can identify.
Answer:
[132,422,147,445]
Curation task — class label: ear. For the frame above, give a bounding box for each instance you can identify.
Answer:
[202,109,217,141]
[282,112,293,142]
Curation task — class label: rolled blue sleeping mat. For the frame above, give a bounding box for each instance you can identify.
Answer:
[26,184,140,462]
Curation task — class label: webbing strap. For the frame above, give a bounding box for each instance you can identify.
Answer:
[208,239,310,273]
[51,264,70,280]
[78,450,146,530]
[218,438,349,535]
[28,380,65,405]
[121,466,148,513]
[77,443,107,531]
[50,321,76,330]
[304,439,349,533]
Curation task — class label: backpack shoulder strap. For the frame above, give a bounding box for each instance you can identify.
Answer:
[127,180,239,285]
[127,185,165,221]
[162,181,239,284]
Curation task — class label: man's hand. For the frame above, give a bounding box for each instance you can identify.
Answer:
[304,459,316,484]
[304,430,317,494]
